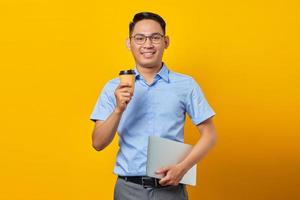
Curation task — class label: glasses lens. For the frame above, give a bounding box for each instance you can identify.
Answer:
[134,35,146,44]
[151,34,163,43]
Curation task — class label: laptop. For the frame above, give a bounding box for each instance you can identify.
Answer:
[146,136,197,186]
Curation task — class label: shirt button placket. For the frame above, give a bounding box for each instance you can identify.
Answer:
[147,86,155,136]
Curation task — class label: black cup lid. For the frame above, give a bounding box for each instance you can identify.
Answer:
[119,69,136,75]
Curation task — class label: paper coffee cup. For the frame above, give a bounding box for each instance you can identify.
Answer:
[119,69,136,93]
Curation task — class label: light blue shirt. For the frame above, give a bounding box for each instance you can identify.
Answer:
[90,64,215,176]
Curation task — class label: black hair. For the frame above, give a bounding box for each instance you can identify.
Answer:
[129,12,166,36]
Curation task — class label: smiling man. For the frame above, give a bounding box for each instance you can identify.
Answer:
[90,12,217,200]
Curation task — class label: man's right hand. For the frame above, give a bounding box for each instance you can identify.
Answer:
[114,83,133,113]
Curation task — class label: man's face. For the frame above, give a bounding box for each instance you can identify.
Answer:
[126,19,169,69]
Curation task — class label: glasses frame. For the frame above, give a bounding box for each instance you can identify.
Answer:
[130,33,165,45]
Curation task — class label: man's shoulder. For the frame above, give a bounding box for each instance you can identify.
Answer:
[169,71,195,84]
[106,77,120,85]
[102,77,120,92]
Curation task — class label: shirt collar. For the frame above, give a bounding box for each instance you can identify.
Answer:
[134,63,170,83]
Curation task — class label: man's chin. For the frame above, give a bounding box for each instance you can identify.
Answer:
[138,61,161,68]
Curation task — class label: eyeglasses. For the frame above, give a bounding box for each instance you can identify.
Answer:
[130,33,165,45]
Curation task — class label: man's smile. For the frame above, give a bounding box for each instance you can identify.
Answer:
[141,51,156,58]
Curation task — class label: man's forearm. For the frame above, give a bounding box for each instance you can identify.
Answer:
[92,109,123,151]
[179,122,217,172]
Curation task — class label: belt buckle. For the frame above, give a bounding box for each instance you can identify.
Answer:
[142,177,157,188]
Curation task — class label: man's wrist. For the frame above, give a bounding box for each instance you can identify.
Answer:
[114,108,124,115]
[177,161,190,174]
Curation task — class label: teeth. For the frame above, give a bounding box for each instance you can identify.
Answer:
[142,52,154,58]
[141,52,155,55]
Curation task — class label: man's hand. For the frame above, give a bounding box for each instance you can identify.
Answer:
[156,164,188,186]
[114,83,133,113]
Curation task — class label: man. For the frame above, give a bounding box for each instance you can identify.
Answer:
[90,12,217,200]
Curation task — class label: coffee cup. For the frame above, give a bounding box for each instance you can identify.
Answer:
[119,69,136,94]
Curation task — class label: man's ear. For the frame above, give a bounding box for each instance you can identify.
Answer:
[164,36,170,49]
[125,38,131,50]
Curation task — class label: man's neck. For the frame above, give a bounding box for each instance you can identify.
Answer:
[136,63,163,84]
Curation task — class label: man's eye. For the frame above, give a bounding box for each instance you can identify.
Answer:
[153,36,161,40]
[135,37,144,41]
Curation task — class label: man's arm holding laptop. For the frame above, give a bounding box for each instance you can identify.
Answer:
[156,117,217,186]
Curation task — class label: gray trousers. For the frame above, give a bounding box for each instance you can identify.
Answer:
[114,177,188,200]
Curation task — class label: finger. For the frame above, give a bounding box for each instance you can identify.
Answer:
[120,92,131,97]
[160,182,170,186]
[156,166,170,174]
[117,93,131,100]
[122,96,131,101]
[117,88,133,96]
[119,86,133,91]
[121,97,131,104]
[117,83,131,89]
[121,100,128,105]
[159,177,170,186]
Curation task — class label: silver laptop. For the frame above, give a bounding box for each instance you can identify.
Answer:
[146,136,197,186]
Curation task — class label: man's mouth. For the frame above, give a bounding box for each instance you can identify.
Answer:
[141,51,156,58]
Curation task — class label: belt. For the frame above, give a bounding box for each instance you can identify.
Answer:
[118,176,167,188]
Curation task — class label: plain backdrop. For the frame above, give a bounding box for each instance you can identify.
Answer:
[0,0,299,199]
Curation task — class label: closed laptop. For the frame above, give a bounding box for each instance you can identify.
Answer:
[146,136,197,186]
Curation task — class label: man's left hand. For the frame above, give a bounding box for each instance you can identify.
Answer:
[155,164,187,186]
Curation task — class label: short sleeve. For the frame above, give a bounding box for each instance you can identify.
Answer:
[90,83,116,122]
[185,79,216,125]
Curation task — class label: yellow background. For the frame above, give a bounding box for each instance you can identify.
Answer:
[1,0,299,199]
